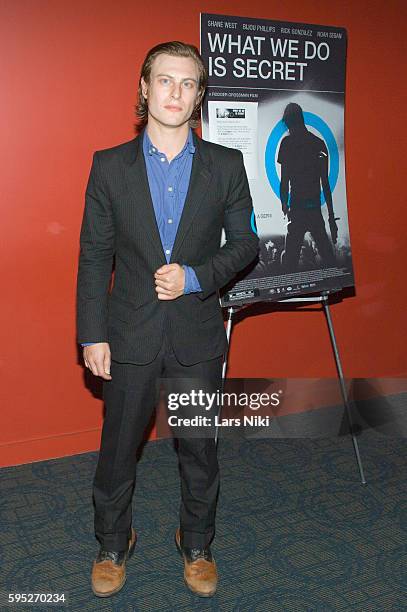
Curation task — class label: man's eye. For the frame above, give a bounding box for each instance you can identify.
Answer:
[183,81,195,89]
[160,78,171,85]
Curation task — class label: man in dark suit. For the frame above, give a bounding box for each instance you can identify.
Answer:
[77,41,258,599]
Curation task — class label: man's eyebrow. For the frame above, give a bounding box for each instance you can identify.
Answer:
[155,73,198,83]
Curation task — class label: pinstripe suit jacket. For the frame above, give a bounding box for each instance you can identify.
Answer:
[76,131,258,365]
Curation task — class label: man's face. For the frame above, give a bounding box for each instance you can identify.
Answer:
[141,53,200,129]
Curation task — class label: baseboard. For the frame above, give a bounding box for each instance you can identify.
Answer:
[0,428,103,468]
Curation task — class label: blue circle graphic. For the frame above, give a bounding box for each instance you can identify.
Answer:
[251,210,258,235]
[265,112,339,206]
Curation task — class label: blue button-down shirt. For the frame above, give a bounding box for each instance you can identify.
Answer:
[143,128,201,294]
[81,129,201,346]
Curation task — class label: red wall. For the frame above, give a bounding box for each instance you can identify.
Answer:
[1,0,406,467]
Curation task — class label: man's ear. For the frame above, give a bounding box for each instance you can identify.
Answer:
[141,77,148,99]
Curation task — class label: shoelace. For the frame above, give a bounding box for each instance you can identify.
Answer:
[97,550,124,564]
[187,548,212,563]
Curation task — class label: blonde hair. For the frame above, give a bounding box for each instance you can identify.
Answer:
[135,41,207,130]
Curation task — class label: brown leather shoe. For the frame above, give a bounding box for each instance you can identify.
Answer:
[91,528,137,598]
[175,528,218,597]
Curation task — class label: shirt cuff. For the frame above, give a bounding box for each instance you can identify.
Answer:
[183,265,202,294]
[81,343,97,346]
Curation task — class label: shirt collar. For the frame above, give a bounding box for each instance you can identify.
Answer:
[186,128,196,154]
[143,128,195,157]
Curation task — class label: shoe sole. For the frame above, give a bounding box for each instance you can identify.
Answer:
[174,532,217,598]
[92,532,137,598]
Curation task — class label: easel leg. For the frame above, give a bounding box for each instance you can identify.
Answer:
[215,307,235,446]
[322,295,367,484]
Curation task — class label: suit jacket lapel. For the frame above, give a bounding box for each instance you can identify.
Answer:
[123,132,212,263]
[171,136,212,262]
[124,133,166,262]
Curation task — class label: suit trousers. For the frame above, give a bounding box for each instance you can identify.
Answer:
[93,331,223,551]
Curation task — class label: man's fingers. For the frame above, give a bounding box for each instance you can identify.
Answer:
[87,359,99,377]
[93,357,111,379]
[95,359,112,380]
[154,271,172,281]
[156,288,183,301]
[154,264,183,300]
[157,292,174,301]
[83,343,112,380]
[155,278,172,289]
[155,285,172,295]
[155,264,177,275]
[103,351,111,376]
[94,359,105,377]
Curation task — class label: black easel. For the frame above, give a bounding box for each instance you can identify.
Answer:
[218,291,367,485]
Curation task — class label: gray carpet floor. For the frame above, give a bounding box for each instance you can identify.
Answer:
[0,432,406,611]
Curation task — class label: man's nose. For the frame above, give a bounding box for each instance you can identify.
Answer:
[171,82,182,99]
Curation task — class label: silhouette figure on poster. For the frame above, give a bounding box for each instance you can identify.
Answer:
[277,103,339,271]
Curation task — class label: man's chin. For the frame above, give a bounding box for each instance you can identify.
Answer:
[149,112,192,130]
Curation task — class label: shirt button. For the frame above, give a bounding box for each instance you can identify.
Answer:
[168,186,173,192]
[168,218,173,224]
[160,157,165,162]
[165,249,171,255]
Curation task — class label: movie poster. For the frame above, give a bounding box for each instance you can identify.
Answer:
[200,13,355,304]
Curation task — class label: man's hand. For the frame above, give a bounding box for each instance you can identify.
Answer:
[329,216,339,245]
[83,342,112,380]
[154,263,185,300]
